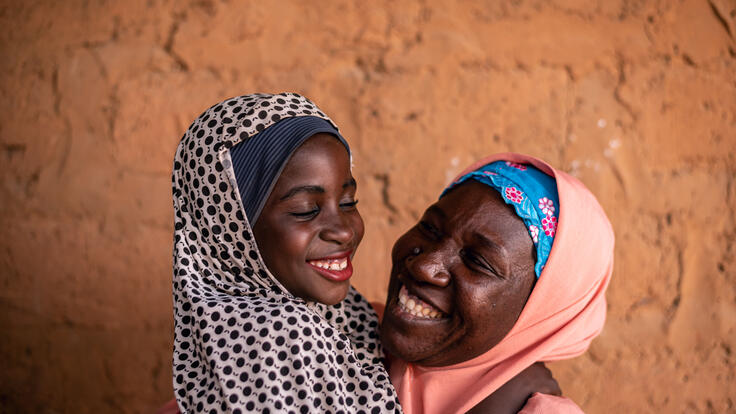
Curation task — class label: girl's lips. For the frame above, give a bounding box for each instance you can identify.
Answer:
[306,252,353,282]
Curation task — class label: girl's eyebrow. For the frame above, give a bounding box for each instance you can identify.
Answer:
[279,185,325,200]
[279,178,356,201]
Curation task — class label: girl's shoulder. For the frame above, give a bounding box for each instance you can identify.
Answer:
[174,290,400,413]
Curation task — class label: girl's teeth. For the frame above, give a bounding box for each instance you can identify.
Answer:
[310,258,348,271]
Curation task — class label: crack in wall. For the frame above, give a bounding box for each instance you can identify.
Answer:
[664,243,684,332]
[707,0,735,40]
[163,11,189,72]
[613,52,638,124]
[373,173,398,216]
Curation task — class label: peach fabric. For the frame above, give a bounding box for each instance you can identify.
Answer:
[389,153,614,414]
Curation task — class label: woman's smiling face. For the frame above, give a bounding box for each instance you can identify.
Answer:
[253,134,364,305]
[380,180,536,366]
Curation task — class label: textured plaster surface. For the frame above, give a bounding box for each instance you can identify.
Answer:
[1,0,735,412]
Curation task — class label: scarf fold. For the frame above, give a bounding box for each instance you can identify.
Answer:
[172,93,401,413]
[391,153,614,414]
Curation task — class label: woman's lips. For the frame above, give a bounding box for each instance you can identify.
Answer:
[306,253,353,282]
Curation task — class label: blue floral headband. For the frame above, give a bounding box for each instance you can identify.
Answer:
[442,161,559,278]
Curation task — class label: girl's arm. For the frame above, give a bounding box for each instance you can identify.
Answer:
[467,362,562,414]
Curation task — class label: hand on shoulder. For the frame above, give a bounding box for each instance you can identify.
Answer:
[467,362,561,414]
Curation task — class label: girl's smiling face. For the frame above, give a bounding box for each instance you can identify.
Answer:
[253,134,364,305]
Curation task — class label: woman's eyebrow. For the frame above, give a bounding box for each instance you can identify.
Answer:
[473,232,508,260]
[279,185,325,200]
[343,178,357,189]
[426,205,446,219]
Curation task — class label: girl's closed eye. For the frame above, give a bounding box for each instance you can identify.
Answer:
[288,198,358,219]
[289,208,319,219]
[289,206,320,219]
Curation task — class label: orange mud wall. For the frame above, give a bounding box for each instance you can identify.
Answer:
[1,1,735,412]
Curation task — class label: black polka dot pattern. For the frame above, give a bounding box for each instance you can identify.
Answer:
[171,93,402,413]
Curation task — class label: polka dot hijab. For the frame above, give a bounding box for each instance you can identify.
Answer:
[171,93,401,413]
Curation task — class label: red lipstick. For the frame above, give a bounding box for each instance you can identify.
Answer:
[306,251,354,282]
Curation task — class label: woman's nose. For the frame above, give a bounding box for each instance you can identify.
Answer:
[406,248,451,287]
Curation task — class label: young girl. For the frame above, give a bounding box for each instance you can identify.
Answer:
[169,93,400,412]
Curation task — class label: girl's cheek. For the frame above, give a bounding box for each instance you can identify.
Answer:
[353,214,365,244]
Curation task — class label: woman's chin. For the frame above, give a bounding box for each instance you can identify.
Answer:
[380,312,436,363]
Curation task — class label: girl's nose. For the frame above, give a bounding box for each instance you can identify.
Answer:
[406,247,451,287]
[320,211,355,245]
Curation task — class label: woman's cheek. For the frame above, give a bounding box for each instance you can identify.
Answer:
[390,232,415,262]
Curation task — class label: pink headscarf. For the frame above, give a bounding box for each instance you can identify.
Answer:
[389,153,614,414]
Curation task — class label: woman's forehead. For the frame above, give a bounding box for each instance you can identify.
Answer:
[432,181,533,255]
[437,182,526,228]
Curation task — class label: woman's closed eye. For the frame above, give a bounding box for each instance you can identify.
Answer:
[339,199,359,210]
[460,248,501,277]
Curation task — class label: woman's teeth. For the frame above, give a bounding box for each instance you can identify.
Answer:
[398,285,444,319]
[308,258,348,271]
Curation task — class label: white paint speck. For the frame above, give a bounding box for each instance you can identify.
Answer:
[609,138,621,149]
[597,118,607,128]
[568,160,581,177]
[445,157,462,184]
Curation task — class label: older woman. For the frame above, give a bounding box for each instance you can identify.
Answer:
[380,153,614,413]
